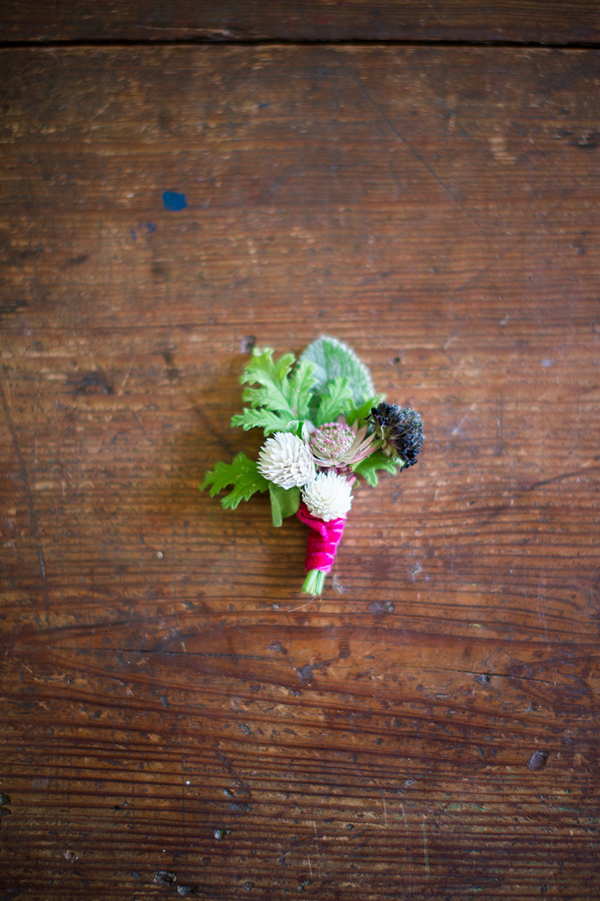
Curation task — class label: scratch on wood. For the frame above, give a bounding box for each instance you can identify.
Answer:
[0,377,50,623]
[519,465,599,494]
[117,364,133,395]
[422,818,430,878]
[311,819,320,877]
[349,73,486,236]
[125,730,159,782]
[400,803,414,880]
[215,750,252,801]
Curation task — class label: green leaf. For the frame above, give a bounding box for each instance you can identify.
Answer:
[234,348,317,434]
[346,394,385,427]
[268,484,301,528]
[314,376,354,426]
[287,359,318,421]
[231,407,297,436]
[201,453,269,509]
[239,348,296,416]
[352,451,402,487]
[299,335,375,407]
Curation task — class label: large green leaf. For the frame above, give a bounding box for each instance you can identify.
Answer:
[299,335,375,407]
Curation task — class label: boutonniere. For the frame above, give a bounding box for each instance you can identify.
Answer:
[202,336,423,595]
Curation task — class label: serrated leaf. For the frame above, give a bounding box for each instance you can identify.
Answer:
[299,335,375,406]
[314,376,354,426]
[201,453,269,509]
[231,408,296,436]
[235,348,317,434]
[287,360,318,421]
[268,483,301,527]
[352,451,402,487]
[240,348,296,415]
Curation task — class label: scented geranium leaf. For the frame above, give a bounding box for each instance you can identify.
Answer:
[240,348,297,418]
[300,335,375,406]
[231,407,297,436]
[236,348,317,431]
[201,453,269,509]
[314,376,354,426]
[352,451,402,487]
[287,359,318,421]
[268,483,301,528]
[346,394,385,427]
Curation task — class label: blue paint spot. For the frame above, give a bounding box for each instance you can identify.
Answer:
[146,222,157,233]
[541,359,553,368]
[163,191,187,212]
[258,102,270,109]
[131,229,137,240]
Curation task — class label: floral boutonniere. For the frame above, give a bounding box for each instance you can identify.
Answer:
[202,336,423,595]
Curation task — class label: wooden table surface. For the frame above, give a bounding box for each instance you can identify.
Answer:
[2,5,600,899]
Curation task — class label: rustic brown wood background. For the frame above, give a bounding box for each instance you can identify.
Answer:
[2,4,600,899]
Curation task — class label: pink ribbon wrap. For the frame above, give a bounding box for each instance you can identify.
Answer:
[297,503,347,573]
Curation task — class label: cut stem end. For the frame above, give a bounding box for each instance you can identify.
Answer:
[302,569,326,596]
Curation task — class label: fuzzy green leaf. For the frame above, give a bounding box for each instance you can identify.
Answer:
[299,335,375,406]
[268,483,301,528]
[201,453,269,509]
[314,376,354,426]
[353,451,402,487]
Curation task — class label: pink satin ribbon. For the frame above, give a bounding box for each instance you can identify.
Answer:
[297,503,347,573]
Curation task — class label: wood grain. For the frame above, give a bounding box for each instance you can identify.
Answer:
[3,0,600,45]
[1,44,600,899]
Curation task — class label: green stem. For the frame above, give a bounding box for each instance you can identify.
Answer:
[302,569,326,595]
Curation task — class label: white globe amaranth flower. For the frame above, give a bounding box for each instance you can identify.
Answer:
[301,471,353,521]
[257,432,316,489]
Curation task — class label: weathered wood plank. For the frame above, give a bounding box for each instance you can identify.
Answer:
[3,1,600,45]
[1,45,599,899]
